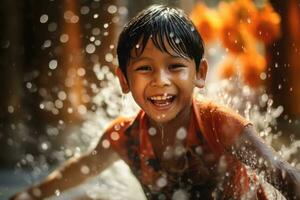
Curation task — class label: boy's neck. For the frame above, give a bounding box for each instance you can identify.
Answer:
[146,104,193,142]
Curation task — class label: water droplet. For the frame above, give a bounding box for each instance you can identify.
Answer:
[32,188,42,197]
[54,99,63,109]
[52,108,59,115]
[92,28,101,36]
[174,145,186,156]
[118,6,128,15]
[58,91,67,100]
[102,139,110,148]
[64,11,73,20]
[114,124,121,131]
[169,32,174,38]
[18,192,32,199]
[176,127,187,140]
[70,15,79,23]
[94,40,101,46]
[103,23,109,29]
[80,6,90,15]
[77,68,86,77]
[39,103,45,109]
[163,146,173,159]
[195,146,203,155]
[80,165,90,174]
[42,40,51,48]
[172,189,189,200]
[67,107,73,113]
[260,72,266,80]
[261,94,268,102]
[60,34,69,43]
[90,36,95,42]
[26,82,32,89]
[156,176,167,188]
[148,127,157,136]
[111,131,119,141]
[49,60,58,70]
[105,53,113,62]
[7,105,14,113]
[26,154,34,163]
[86,44,96,54]
[108,5,118,14]
[54,189,60,196]
[78,105,87,115]
[40,14,48,23]
[41,142,49,151]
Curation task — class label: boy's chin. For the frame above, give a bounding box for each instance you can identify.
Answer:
[147,113,175,125]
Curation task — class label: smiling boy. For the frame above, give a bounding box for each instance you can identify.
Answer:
[11,4,300,200]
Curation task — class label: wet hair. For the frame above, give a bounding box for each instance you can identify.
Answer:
[117,4,205,78]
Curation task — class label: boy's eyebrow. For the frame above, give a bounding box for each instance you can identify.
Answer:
[130,56,154,64]
[131,54,188,63]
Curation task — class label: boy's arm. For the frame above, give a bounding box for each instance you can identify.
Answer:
[231,125,300,200]
[10,137,119,200]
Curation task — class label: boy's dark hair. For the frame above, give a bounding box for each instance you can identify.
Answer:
[117,4,205,78]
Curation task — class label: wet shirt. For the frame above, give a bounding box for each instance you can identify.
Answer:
[103,98,268,200]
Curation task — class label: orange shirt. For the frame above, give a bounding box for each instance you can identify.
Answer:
[103,98,268,199]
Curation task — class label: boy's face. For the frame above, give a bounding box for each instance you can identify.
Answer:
[117,39,207,124]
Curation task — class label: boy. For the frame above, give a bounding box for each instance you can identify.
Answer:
[11,4,300,200]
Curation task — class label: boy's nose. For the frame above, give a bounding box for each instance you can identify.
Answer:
[150,70,171,87]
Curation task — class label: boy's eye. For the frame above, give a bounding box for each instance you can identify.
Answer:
[169,64,186,70]
[135,65,152,72]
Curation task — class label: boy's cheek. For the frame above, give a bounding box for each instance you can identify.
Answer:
[178,71,189,80]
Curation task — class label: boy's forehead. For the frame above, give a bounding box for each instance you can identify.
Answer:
[130,38,182,58]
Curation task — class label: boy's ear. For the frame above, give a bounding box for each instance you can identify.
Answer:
[194,59,208,88]
[115,67,130,93]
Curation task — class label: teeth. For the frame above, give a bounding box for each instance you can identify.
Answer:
[150,95,173,101]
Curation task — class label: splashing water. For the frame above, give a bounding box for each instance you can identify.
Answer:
[15,53,300,200]
[12,3,300,200]
[47,70,298,200]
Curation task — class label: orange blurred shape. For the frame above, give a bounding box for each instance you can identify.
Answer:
[218,0,257,26]
[190,3,221,43]
[231,0,257,24]
[218,56,237,79]
[220,25,253,54]
[218,0,258,54]
[240,52,266,88]
[250,3,281,44]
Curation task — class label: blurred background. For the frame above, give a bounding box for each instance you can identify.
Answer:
[0,0,299,199]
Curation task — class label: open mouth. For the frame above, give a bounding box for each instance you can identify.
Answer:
[147,94,176,108]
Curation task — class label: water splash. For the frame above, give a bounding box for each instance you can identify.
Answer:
[11,2,299,199]
[16,65,299,200]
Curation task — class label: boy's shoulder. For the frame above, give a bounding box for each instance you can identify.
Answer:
[193,97,251,147]
[193,97,247,122]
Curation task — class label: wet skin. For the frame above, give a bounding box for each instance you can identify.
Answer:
[117,39,207,136]
[116,38,207,173]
